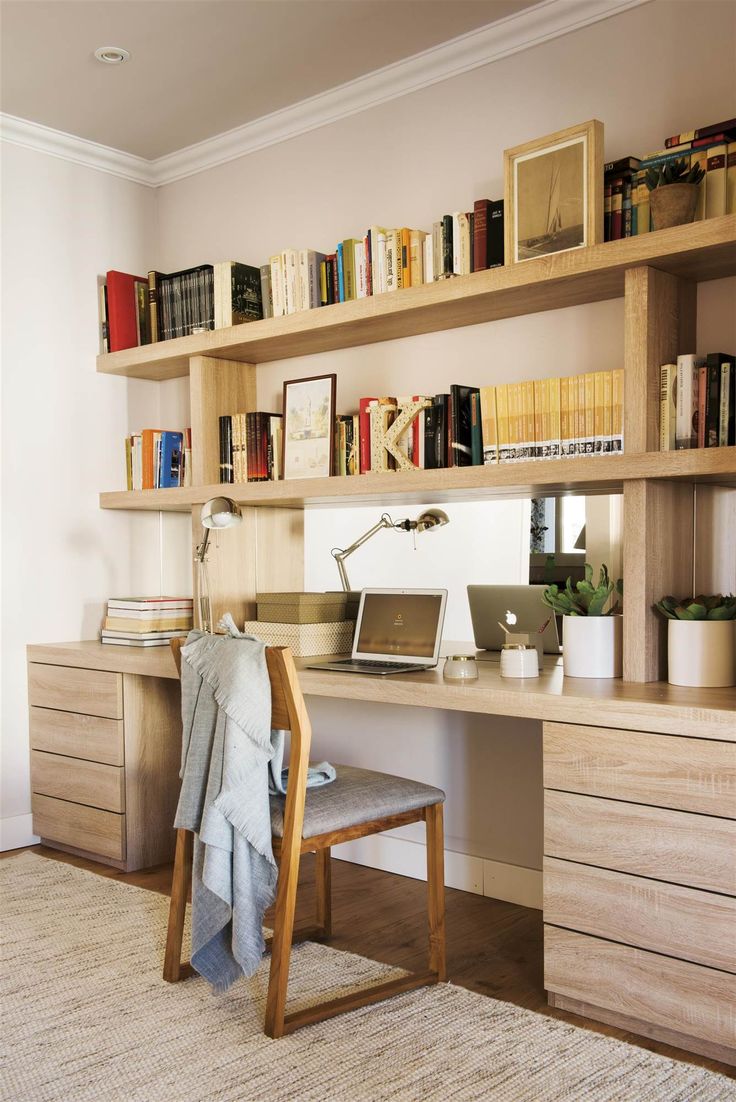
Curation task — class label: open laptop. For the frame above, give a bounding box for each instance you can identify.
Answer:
[467,585,560,655]
[308,588,447,675]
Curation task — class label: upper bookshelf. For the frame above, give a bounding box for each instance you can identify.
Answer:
[97,216,736,382]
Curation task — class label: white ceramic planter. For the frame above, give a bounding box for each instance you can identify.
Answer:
[667,619,736,687]
[563,615,623,678]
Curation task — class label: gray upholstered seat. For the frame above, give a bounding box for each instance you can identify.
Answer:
[270,764,445,839]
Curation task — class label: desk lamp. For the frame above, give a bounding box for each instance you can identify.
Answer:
[195,496,243,632]
[331,508,449,592]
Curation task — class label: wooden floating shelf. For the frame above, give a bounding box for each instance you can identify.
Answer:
[97,217,736,382]
[99,447,736,512]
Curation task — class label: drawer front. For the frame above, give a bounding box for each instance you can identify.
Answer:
[544,789,736,894]
[544,722,736,817]
[31,751,125,813]
[544,857,736,973]
[544,925,736,1049]
[28,664,122,720]
[30,707,124,766]
[32,793,125,861]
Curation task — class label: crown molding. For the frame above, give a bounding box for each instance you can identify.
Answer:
[1,0,650,189]
[0,113,155,186]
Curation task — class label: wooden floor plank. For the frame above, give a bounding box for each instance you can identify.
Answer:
[5,844,734,1079]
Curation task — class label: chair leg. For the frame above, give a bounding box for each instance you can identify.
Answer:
[163,828,193,983]
[425,803,447,981]
[264,845,302,1038]
[315,846,332,938]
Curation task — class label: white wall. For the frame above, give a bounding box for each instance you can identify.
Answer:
[0,144,191,848]
[2,0,734,886]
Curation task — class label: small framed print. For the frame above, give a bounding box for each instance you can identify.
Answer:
[282,373,336,479]
[504,120,603,264]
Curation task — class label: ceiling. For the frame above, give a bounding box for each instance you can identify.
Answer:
[0,0,537,160]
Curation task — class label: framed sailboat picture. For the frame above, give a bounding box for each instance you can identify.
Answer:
[504,120,603,264]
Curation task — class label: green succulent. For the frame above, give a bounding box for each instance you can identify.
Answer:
[645,157,705,191]
[654,594,736,621]
[542,564,623,617]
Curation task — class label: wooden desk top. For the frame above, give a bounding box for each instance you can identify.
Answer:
[27,641,735,740]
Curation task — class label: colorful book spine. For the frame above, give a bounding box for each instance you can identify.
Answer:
[675,354,703,449]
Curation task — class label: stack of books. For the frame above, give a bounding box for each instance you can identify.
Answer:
[660,352,735,451]
[101,597,193,647]
[218,412,283,482]
[125,429,192,490]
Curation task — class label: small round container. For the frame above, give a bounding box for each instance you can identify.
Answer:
[500,643,539,678]
[443,655,479,682]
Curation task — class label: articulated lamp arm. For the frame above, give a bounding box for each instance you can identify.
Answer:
[331,514,395,592]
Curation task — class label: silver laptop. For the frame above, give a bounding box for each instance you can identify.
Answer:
[308,588,447,675]
[467,585,560,654]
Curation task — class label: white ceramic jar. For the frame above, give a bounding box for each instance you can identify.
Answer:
[500,644,539,678]
[443,655,479,682]
[563,615,623,678]
[667,619,736,687]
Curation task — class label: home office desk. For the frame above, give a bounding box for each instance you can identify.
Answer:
[26,640,736,1064]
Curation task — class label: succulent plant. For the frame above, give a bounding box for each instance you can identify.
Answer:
[654,594,736,621]
[645,157,705,191]
[542,564,623,617]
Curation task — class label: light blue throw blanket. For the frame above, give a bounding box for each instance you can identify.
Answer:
[174,621,334,992]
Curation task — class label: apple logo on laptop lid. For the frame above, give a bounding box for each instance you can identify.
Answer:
[505,610,518,626]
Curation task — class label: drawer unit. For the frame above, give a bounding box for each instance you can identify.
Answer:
[544,857,736,973]
[30,707,124,766]
[544,789,736,894]
[544,721,736,817]
[32,793,125,861]
[28,653,182,872]
[28,664,122,719]
[544,925,736,1052]
[31,751,125,813]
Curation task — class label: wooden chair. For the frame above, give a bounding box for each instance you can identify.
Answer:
[163,638,446,1038]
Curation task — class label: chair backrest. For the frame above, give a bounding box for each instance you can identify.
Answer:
[168,639,313,841]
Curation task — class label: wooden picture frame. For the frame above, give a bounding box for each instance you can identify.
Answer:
[504,120,603,265]
[282,373,337,480]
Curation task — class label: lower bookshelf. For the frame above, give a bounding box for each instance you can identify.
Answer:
[100,447,736,512]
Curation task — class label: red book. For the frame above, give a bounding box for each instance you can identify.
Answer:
[473,199,491,272]
[697,366,707,449]
[106,270,146,352]
[359,397,376,473]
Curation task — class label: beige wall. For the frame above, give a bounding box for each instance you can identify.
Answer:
[152,0,735,885]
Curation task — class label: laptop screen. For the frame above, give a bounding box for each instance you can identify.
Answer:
[355,592,444,659]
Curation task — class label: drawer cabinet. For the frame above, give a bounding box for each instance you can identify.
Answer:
[543,720,736,1064]
[28,655,182,872]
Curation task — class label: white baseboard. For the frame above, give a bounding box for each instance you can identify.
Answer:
[332,834,542,909]
[0,814,38,853]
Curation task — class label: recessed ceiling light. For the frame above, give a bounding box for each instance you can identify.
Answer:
[94,46,130,65]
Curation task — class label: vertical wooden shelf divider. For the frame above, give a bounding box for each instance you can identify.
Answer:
[622,267,697,682]
[188,354,304,629]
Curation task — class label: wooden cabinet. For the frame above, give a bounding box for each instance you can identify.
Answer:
[543,721,736,1065]
[28,652,182,872]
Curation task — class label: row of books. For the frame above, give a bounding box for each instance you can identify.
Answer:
[218,413,283,483]
[100,597,193,647]
[265,200,504,317]
[604,115,736,241]
[101,262,263,352]
[125,429,192,491]
[660,352,735,451]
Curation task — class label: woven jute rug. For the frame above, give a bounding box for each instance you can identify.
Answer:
[1,852,733,1102]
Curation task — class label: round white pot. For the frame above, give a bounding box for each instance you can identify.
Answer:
[563,615,623,678]
[667,619,736,687]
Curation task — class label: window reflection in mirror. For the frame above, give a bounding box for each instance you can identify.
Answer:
[303,495,622,643]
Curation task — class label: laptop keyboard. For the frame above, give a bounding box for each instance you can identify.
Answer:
[350,660,425,670]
